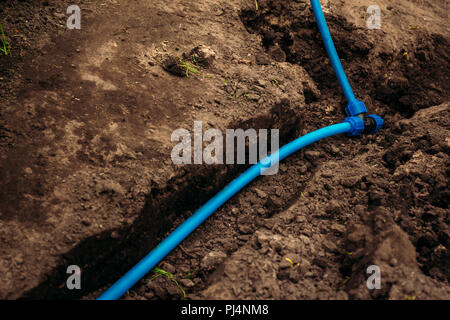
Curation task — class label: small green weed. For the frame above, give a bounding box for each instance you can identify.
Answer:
[0,23,11,56]
[150,267,186,298]
[177,58,201,78]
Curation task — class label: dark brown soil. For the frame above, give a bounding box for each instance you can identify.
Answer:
[0,0,448,300]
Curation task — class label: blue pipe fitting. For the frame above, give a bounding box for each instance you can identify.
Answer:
[366,114,384,134]
[346,99,368,117]
[345,116,365,136]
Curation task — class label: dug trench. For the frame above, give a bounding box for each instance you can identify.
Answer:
[22,101,302,299]
[116,1,449,300]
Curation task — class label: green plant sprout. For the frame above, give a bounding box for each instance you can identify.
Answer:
[0,22,11,56]
[340,276,351,287]
[177,58,201,78]
[285,257,300,268]
[150,267,186,298]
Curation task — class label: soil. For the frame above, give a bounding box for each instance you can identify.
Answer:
[0,0,448,300]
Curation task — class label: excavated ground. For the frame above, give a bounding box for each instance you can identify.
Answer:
[0,0,448,300]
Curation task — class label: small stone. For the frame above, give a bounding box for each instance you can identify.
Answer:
[298,164,308,174]
[275,188,282,197]
[160,262,176,274]
[111,231,120,239]
[246,93,260,102]
[342,176,360,188]
[323,240,338,252]
[163,56,186,77]
[321,170,333,178]
[254,188,268,199]
[305,150,321,161]
[330,223,346,235]
[179,279,195,288]
[238,223,253,235]
[256,207,266,216]
[296,215,307,223]
[325,200,341,215]
[257,79,268,87]
[14,255,24,265]
[300,235,310,245]
[255,54,270,65]
[200,251,227,271]
[186,45,216,67]
[329,145,340,154]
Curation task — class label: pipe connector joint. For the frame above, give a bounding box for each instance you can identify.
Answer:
[364,114,384,134]
[345,114,384,136]
[346,99,368,117]
[345,116,365,136]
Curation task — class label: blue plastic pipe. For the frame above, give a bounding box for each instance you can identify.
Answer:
[98,122,352,300]
[310,0,355,103]
[310,0,368,118]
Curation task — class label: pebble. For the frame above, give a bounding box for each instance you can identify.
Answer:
[160,262,176,274]
[238,223,253,235]
[322,240,338,252]
[179,279,195,288]
[110,231,120,239]
[257,79,268,87]
[300,235,310,245]
[247,93,260,102]
[14,255,24,265]
[256,207,266,216]
[200,251,227,270]
[329,145,340,154]
[298,164,308,174]
[330,223,346,235]
[254,188,268,199]
[325,200,341,215]
[305,150,321,161]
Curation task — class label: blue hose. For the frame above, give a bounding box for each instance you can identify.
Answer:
[310,0,367,116]
[98,122,352,300]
